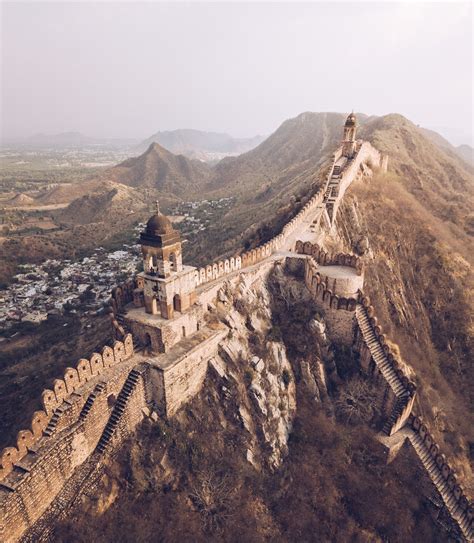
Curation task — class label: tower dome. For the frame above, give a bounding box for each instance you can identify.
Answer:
[345,112,357,127]
[145,211,174,236]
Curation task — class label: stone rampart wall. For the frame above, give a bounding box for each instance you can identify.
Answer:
[295,240,364,275]
[304,257,359,311]
[0,335,134,481]
[408,415,474,539]
[0,338,146,543]
[193,186,327,288]
[354,297,416,435]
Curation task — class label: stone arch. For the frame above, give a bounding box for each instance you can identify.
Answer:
[424,434,433,449]
[16,430,35,456]
[41,389,58,415]
[113,341,126,363]
[312,245,320,260]
[330,295,339,309]
[323,290,332,303]
[53,379,67,403]
[102,346,115,367]
[303,242,312,255]
[124,334,134,357]
[144,333,152,351]
[90,353,104,376]
[31,411,48,439]
[362,296,371,308]
[224,260,230,274]
[76,358,92,383]
[230,257,235,271]
[173,293,181,312]
[194,270,200,286]
[412,416,421,430]
[64,367,80,394]
[206,265,213,281]
[447,474,457,490]
[235,256,242,269]
[200,268,207,283]
[212,263,219,279]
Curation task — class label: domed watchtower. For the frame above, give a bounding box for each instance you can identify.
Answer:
[139,202,196,319]
[342,112,357,158]
[140,201,183,278]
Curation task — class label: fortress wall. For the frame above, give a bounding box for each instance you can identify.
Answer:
[0,343,145,542]
[296,240,364,276]
[192,181,329,290]
[149,328,227,418]
[336,142,382,199]
[0,336,134,482]
[354,297,417,434]
[303,257,358,344]
[125,305,203,353]
[100,367,148,453]
[408,415,474,538]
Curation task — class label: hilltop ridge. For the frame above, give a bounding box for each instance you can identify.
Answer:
[137,128,265,160]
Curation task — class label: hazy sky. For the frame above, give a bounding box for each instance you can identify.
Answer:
[2,1,473,145]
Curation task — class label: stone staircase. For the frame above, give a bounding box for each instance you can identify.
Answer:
[355,304,408,399]
[406,427,474,541]
[96,368,142,454]
[382,396,410,435]
[79,382,107,420]
[43,401,70,438]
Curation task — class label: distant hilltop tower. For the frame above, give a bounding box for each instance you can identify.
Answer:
[138,201,196,319]
[342,112,357,158]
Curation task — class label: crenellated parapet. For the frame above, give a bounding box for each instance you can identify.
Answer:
[295,240,364,275]
[194,187,328,289]
[0,334,134,482]
[407,415,474,540]
[304,257,359,311]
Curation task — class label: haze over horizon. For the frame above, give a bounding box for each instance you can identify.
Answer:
[2,1,473,146]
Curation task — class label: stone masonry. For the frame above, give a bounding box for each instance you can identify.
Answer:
[1,114,472,542]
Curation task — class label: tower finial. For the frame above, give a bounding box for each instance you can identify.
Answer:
[155,200,160,214]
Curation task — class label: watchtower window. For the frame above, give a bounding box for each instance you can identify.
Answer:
[170,252,177,271]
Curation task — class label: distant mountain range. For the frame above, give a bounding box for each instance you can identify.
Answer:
[137,129,266,161]
[2,111,473,287]
[3,132,138,148]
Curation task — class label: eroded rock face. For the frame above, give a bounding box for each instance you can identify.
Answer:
[214,271,297,469]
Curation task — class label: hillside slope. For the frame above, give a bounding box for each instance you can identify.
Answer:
[104,142,212,195]
[332,115,473,487]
